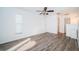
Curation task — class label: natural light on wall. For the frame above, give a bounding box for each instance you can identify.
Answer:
[69,14,78,24]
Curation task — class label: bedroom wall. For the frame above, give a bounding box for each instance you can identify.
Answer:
[46,14,58,34]
[0,7,79,44]
[0,8,3,41]
[0,7,16,44]
[0,8,46,44]
[66,13,78,39]
[46,14,65,34]
[16,8,46,39]
[46,12,78,39]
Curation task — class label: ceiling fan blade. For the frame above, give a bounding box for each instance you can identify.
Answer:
[47,10,54,12]
[36,10,42,12]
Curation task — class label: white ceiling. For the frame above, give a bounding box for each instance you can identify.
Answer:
[17,7,79,14]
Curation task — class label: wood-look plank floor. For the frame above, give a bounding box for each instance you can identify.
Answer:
[0,32,79,51]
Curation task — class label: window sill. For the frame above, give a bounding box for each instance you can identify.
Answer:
[16,33,23,35]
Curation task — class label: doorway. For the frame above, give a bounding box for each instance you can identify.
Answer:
[57,13,68,37]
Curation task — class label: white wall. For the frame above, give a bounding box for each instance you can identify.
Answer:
[46,14,57,34]
[0,7,46,44]
[46,13,78,39]
[0,8,46,44]
[0,7,16,44]
[16,8,46,39]
[0,8,3,40]
[0,7,79,44]
[66,13,78,39]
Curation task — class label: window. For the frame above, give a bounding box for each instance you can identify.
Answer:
[16,15,23,34]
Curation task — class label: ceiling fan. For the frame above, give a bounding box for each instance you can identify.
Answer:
[36,7,54,15]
